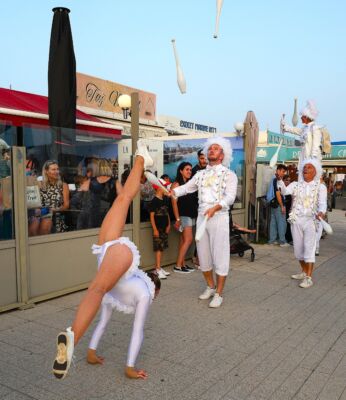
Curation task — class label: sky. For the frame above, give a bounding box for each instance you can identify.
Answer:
[1,0,345,141]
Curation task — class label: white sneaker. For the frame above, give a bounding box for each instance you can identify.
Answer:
[162,269,170,276]
[291,272,306,280]
[156,269,167,279]
[299,277,313,288]
[199,286,215,300]
[280,243,290,248]
[53,327,74,379]
[209,293,223,308]
[135,140,153,169]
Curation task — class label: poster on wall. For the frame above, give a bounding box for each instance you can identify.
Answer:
[118,139,164,184]
[163,136,245,208]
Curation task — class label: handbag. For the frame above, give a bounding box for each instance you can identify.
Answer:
[26,185,42,209]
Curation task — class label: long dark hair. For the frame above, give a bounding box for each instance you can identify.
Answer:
[147,271,161,290]
[175,162,192,186]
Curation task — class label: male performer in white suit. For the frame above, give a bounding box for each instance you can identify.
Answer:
[282,100,322,167]
[173,137,237,308]
[277,158,327,288]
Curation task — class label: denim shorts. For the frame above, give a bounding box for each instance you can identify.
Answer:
[180,216,196,228]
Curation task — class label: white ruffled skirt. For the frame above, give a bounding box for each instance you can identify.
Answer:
[91,237,155,314]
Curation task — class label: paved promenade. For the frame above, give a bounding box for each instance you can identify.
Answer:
[0,210,345,400]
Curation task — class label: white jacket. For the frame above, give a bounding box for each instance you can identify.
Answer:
[284,122,322,161]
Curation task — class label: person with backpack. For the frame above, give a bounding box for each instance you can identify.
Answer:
[266,164,290,247]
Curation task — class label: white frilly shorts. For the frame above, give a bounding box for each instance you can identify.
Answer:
[91,237,155,314]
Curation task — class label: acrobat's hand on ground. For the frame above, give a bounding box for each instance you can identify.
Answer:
[125,366,148,379]
[87,349,105,365]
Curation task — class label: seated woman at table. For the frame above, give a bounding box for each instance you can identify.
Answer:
[29,160,69,235]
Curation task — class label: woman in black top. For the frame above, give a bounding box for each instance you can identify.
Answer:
[76,159,118,228]
[171,162,198,273]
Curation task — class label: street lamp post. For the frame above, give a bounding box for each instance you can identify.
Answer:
[118,92,141,249]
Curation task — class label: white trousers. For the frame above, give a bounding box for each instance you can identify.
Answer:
[315,221,323,251]
[196,213,230,276]
[291,217,317,263]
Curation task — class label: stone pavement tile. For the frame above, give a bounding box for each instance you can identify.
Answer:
[331,353,346,378]
[227,344,298,399]
[0,319,58,341]
[124,359,211,400]
[245,369,295,400]
[299,320,346,371]
[0,384,12,398]
[99,386,165,400]
[228,270,264,287]
[240,325,345,400]
[10,303,65,321]
[293,371,330,400]
[317,376,346,400]
[339,388,346,400]
[196,373,245,400]
[314,350,345,375]
[0,359,39,390]
[329,330,346,354]
[0,340,33,358]
[246,260,282,274]
[2,392,36,400]
[0,313,29,332]
[22,308,77,330]
[178,348,248,381]
[230,275,292,306]
[30,375,102,400]
[1,348,52,377]
[218,293,346,399]
[46,290,86,308]
[20,384,67,400]
[0,329,55,356]
[268,366,313,400]
[177,378,222,400]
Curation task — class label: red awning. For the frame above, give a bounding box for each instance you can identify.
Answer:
[0,87,122,137]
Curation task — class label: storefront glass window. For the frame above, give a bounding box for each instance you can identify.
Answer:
[23,125,127,235]
[0,123,16,240]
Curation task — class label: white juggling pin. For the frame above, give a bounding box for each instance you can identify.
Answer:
[318,217,333,235]
[269,139,283,169]
[214,0,224,38]
[292,98,299,127]
[195,215,209,242]
[171,39,186,94]
[144,171,176,199]
[280,113,286,134]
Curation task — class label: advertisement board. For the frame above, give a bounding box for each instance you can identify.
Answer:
[77,72,156,121]
[163,136,245,208]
